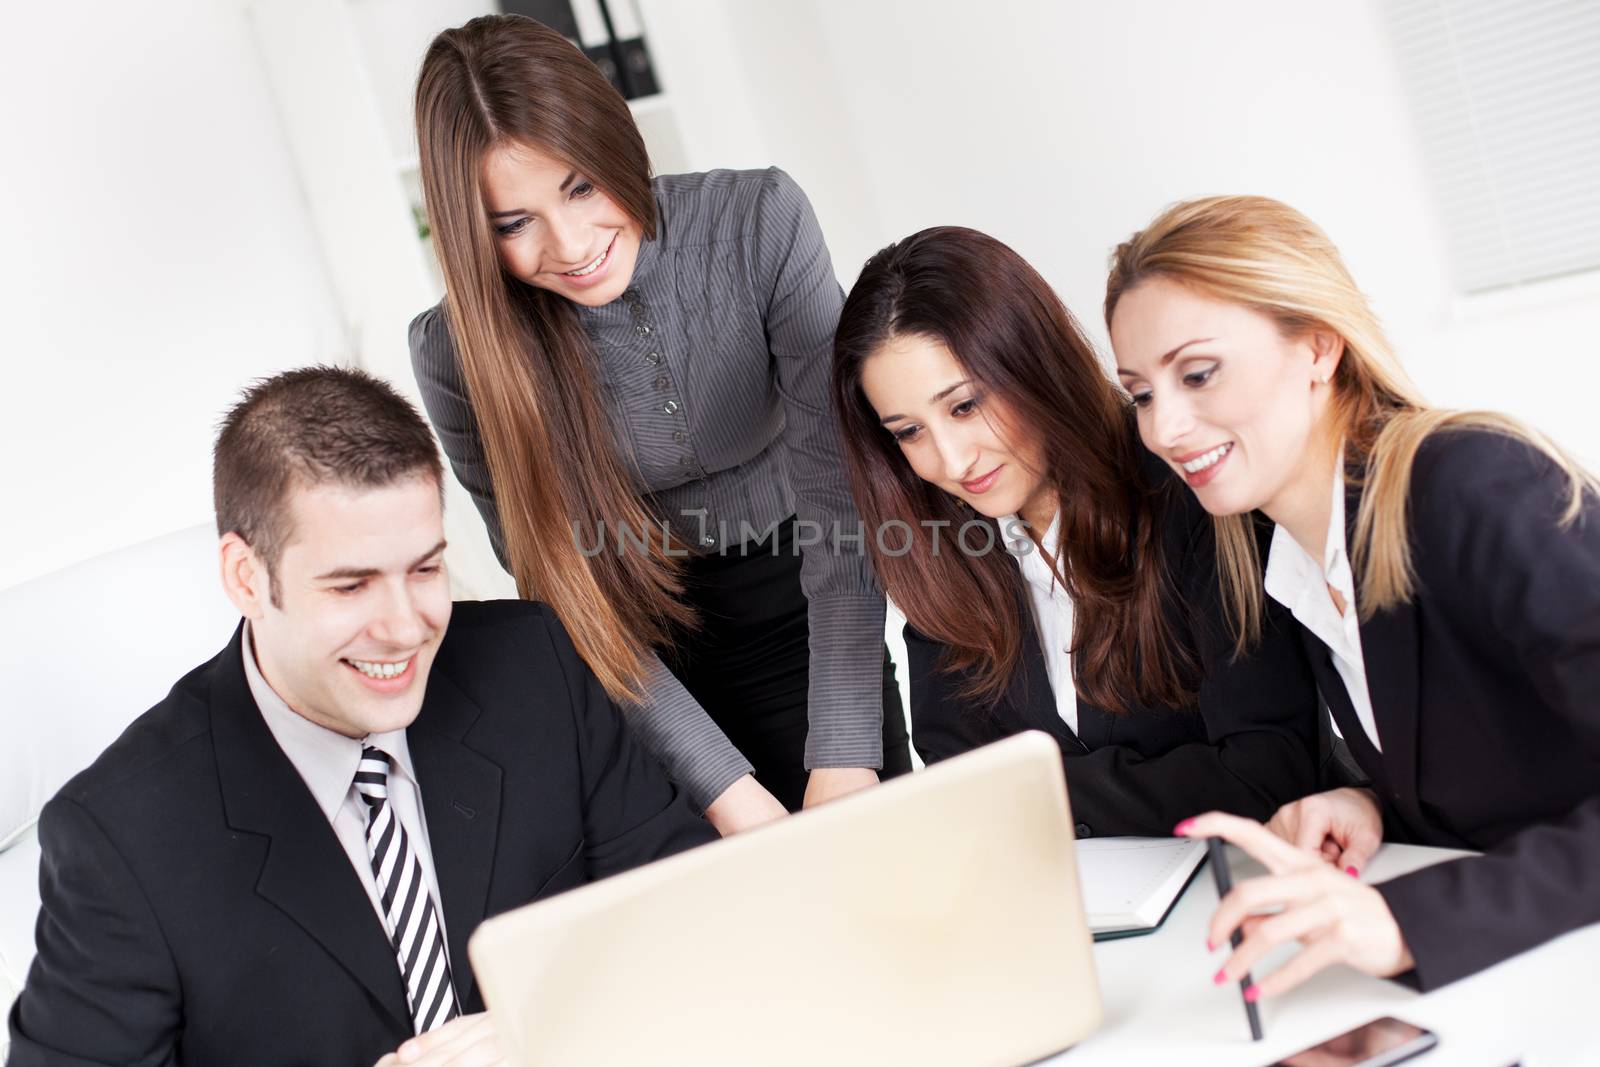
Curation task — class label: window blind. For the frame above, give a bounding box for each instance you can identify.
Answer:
[1384,0,1600,292]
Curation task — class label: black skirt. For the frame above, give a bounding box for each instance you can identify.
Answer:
[659,516,913,811]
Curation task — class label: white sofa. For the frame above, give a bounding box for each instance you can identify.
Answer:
[0,524,240,1056]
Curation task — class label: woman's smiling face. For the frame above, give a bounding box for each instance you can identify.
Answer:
[859,332,1051,522]
[1111,277,1341,518]
[480,140,642,307]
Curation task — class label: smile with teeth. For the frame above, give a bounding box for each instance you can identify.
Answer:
[1181,442,1233,474]
[561,239,612,277]
[346,657,412,680]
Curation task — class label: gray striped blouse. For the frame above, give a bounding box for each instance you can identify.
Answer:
[409,167,887,806]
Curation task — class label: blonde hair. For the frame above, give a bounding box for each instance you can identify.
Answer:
[1105,195,1596,651]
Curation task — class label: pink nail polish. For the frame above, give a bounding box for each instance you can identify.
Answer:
[1212,967,1227,985]
[1206,938,1215,952]
[1244,985,1261,1003]
[1346,866,1360,878]
[1173,818,1196,836]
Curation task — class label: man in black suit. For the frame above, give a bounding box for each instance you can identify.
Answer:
[7,367,716,1066]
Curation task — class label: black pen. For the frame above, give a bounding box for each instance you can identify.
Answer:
[1206,837,1264,1041]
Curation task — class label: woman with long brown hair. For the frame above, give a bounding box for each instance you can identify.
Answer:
[408,14,910,834]
[831,225,1319,837]
[1110,195,1600,995]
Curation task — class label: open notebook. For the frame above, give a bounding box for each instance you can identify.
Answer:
[1077,836,1208,940]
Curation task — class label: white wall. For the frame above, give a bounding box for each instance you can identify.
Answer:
[633,0,1600,727]
[642,0,1600,462]
[11,0,1596,591]
[0,0,347,590]
[246,0,515,600]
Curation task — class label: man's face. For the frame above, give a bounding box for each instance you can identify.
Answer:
[245,476,452,738]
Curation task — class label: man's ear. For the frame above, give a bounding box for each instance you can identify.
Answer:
[1308,328,1345,385]
[219,532,269,619]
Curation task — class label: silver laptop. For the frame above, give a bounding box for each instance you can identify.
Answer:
[469,730,1102,1066]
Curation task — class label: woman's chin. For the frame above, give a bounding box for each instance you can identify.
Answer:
[963,494,1021,522]
[1192,481,1262,518]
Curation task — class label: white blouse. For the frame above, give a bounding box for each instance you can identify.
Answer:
[1262,458,1383,751]
[1001,511,1080,735]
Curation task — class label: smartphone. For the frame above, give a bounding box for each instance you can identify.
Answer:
[1266,1016,1438,1067]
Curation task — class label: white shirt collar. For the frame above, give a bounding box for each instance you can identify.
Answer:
[1000,510,1063,590]
[242,622,416,824]
[1263,448,1358,620]
[999,510,1059,554]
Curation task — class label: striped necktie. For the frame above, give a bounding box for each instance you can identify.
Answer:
[354,746,460,1034]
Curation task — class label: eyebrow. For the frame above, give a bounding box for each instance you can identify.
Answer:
[1115,338,1215,377]
[313,540,448,582]
[878,379,972,425]
[487,171,579,218]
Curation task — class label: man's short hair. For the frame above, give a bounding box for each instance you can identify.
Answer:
[214,365,444,604]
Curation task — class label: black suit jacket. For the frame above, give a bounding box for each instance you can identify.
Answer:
[907,459,1320,839]
[1306,430,1600,990]
[7,600,716,1067]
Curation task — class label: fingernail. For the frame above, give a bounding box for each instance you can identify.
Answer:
[1206,938,1215,952]
[1244,985,1261,1003]
[1346,866,1360,878]
[1173,818,1196,836]
[1212,967,1227,985]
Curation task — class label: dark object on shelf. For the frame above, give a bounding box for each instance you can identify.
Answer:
[498,0,580,40]
[499,0,660,100]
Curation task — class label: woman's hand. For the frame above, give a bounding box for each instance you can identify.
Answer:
[1176,812,1414,1000]
[372,1012,503,1067]
[1265,787,1384,876]
[703,774,789,836]
[803,767,880,809]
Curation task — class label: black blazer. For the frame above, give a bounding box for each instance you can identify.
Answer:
[7,600,716,1067]
[1308,430,1600,990]
[907,458,1320,839]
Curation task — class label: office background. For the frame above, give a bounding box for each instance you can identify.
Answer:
[5,0,1597,607]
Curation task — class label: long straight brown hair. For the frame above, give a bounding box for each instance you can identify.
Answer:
[832,226,1195,712]
[415,14,691,702]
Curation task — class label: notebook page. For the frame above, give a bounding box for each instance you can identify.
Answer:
[1077,837,1207,931]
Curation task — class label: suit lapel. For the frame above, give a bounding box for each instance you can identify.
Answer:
[1355,600,1422,815]
[1296,626,1390,792]
[1344,475,1422,813]
[1072,692,1114,751]
[406,670,503,1011]
[208,624,411,1033]
[1008,606,1091,753]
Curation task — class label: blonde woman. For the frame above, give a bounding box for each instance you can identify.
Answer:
[1107,196,1600,996]
[408,14,910,835]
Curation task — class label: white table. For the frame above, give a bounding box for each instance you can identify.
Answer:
[1045,844,1600,1067]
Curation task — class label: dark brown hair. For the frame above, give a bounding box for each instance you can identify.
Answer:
[213,365,443,606]
[832,226,1193,711]
[415,14,690,702]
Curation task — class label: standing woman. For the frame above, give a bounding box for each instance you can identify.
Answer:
[1109,195,1600,992]
[831,226,1319,838]
[408,14,910,834]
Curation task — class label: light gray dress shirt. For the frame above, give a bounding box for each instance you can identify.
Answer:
[410,168,887,806]
[242,624,452,957]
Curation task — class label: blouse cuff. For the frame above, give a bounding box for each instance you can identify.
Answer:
[803,594,889,770]
[622,655,754,809]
